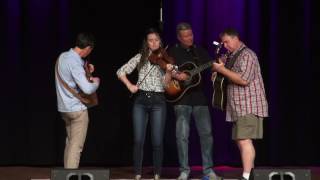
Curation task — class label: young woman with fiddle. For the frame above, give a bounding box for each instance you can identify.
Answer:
[116,28,175,180]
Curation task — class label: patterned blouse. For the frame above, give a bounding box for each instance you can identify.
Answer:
[226,44,269,122]
[116,53,166,92]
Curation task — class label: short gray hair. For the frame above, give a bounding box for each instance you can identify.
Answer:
[176,22,192,35]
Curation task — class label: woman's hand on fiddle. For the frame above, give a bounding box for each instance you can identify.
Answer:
[166,64,174,72]
[127,83,139,93]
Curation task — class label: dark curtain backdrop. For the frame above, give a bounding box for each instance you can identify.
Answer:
[1,0,320,168]
[0,0,162,166]
[163,0,320,166]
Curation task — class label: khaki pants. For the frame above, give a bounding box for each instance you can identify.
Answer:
[61,110,89,169]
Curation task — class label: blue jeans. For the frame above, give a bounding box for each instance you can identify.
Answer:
[132,91,167,175]
[174,105,214,175]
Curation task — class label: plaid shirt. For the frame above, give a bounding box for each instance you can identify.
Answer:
[226,44,268,122]
[116,53,165,92]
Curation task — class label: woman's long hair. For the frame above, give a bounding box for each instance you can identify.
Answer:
[138,28,163,67]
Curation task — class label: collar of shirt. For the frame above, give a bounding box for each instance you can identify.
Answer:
[69,48,84,65]
[177,43,197,51]
[231,43,246,56]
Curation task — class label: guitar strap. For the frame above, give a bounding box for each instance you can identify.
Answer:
[225,46,246,70]
[55,59,88,102]
[55,59,96,105]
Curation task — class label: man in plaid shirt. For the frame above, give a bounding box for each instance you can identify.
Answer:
[212,28,268,180]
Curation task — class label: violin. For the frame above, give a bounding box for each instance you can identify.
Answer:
[148,47,175,70]
[84,60,93,82]
[83,55,98,83]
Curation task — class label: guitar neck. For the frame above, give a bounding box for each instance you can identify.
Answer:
[189,61,213,76]
[189,52,230,76]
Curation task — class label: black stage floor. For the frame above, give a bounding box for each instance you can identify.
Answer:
[0,166,318,180]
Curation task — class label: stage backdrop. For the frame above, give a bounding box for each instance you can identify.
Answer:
[0,0,163,166]
[162,0,320,166]
[1,0,320,167]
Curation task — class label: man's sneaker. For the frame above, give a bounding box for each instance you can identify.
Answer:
[135,174,142,180]
[177,172,189,180]
[154,174,160,180]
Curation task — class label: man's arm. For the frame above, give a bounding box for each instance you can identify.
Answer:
[212,60,248,86]
[70,61,100,94]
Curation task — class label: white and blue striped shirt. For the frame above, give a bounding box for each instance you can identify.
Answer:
[55,48,99,112]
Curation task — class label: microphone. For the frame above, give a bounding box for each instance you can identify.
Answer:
[212,41,220,46]
[212,41,223,55]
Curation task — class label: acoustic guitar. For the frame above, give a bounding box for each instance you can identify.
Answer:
[211,47,246,110]
[211,71,227,110]
[165,60,213,102]
[165,42,225,103]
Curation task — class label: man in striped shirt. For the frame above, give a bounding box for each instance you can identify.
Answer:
[212,28,268,180]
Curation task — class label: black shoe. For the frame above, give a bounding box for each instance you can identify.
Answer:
[248,168,254,180]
